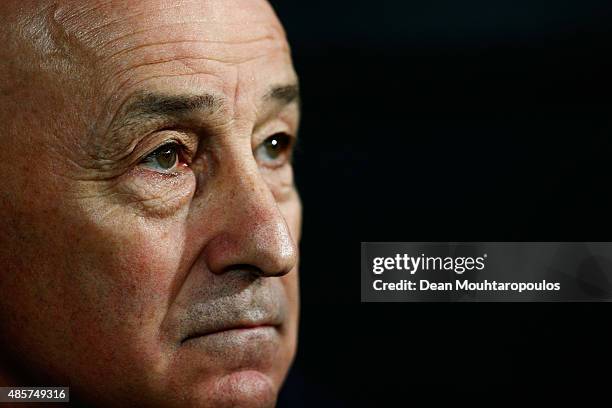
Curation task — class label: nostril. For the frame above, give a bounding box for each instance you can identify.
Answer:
[219,264,263,279]
[219,261,292,279]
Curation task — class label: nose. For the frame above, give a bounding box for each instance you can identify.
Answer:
[201,156,298,278]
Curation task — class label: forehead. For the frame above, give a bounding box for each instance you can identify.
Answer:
[51,0,296,120]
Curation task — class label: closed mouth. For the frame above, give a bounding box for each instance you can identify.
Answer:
[181,323,278,345]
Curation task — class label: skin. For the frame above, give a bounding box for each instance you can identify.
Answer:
[0,1,301,407]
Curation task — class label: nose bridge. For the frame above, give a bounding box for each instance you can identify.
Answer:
[225,150,279,230]
[203,148,297,277]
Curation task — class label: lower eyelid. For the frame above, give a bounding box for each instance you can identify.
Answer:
[131,164,188,180]
[258,159,290,171]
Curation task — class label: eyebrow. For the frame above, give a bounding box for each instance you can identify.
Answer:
[123,93,223,119]
[113,83,300,132]
[265,83,301,106]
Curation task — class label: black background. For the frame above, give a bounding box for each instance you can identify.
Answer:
[270,1,612,406]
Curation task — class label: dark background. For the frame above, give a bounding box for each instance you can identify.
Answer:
[269,1,612,406]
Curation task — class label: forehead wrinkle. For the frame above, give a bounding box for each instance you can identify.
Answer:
[60,1,198,43]
[94,15,288,110]
[99,39,290,120]
[103,55,272,104]
[100,27,279,64]
[14,2,94,72]
[93,22,286,99]
[101,46,270,95]
[52,0,286,53]
[17,3,63,57]
[100,35,281,84]
[49,1,119,51]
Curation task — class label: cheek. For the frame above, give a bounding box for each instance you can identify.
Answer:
[260,163,295,203]
[0,196,189,391]
[281,269,299,330]
[80,218,186,326]
[84,172,197,311]
[58,213,190,390]
[60,211,186,358]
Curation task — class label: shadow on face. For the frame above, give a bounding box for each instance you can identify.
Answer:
[0,1,301,407]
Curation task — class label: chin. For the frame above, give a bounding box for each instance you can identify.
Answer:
[189,370,278,408]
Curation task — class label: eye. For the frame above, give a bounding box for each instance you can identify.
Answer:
[255,133,293,167]
[140,142,185,173]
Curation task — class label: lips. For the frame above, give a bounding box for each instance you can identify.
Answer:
[181,319,282,344]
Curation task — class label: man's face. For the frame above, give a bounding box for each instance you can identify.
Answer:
[0,1,300,406]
